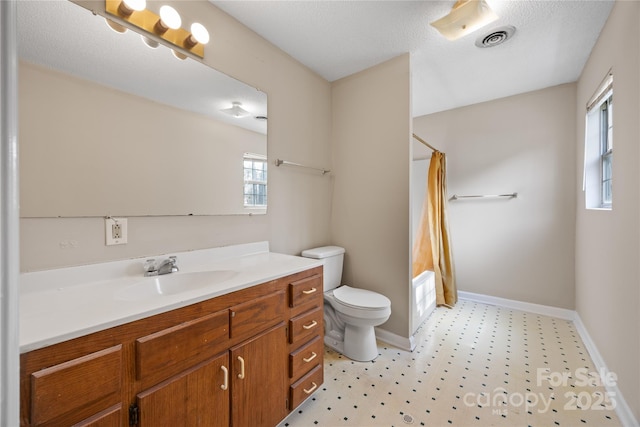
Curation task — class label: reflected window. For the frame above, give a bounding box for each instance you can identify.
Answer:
[243,153,267,207]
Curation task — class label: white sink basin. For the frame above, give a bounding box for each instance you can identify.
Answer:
[115,270,237,301]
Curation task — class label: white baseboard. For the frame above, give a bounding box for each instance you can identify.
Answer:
[459,291,638,427]
[573,313,639,427]
[375,327,416,352]
[458,291,576,320]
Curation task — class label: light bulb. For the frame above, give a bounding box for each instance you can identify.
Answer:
[159,6,181,30]
[118,0,146,16]
[188,22,209,45]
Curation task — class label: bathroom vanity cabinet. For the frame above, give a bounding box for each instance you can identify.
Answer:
[20,266,323,427]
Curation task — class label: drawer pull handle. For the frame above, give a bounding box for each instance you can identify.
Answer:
[303,352,317,363]
[220,365,229,390]
[302,320,318,330]
[237,356,245,379]
[302,287,317,295]
[303,382,318,395]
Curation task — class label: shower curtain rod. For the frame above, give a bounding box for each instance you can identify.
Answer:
[412,133,439,152]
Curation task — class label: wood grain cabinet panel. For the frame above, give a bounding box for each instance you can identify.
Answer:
[289,307,323,346]
[289,335,323,382]
[137,354,230,427]
[30,345,122,426]
[231,324,288,427]
[289,274,322,307]
[289,364,323,410]
[71,404,121,427]
[230,291,285,342]
[135,310,229,387]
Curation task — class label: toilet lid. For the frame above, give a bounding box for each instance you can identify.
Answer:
[333,286,391,309]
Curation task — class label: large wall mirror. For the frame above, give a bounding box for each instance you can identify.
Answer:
[18,0,268,217]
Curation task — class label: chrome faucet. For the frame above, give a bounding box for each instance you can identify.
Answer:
[144,256,179,276]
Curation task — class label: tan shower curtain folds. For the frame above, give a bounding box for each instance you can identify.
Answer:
[412,151,457,307]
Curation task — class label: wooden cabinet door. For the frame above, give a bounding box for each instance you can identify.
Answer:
[71,404,121,427]
[230,323,287,427]
[28,345,122,426]
[137,353,230,427]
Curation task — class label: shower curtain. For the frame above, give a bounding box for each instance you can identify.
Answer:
[412,151,457,307]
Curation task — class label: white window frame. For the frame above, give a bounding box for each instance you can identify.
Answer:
[584,71,613,210]
[243,152,267,209]
[599,95,612,208]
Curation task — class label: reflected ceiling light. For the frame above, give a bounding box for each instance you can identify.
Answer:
[155,5,181,34]
[430,0,498,41]
[141,35,159,49]
[185,23,210,48]
[118,0,146,17]
[221,102,250,118]
[105,17,128,34]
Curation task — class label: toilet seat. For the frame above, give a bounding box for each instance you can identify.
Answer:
[333,285,391,310]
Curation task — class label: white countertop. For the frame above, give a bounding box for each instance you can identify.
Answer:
[20,242,321,353]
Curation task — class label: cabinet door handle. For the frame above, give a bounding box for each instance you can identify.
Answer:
[303,382,318,395]
[220,365,229,390]
[237,356,245,379]
[302,320,318,330]
[302,287,317,295]
[303,352,317,363]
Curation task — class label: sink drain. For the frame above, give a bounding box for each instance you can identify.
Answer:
[402,413,414,424]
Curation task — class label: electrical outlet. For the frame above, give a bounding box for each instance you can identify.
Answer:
[105,217,128,245]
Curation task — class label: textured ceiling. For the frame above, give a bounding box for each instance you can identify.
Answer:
[211,0,614,117]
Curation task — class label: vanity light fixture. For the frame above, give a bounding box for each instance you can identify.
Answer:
[221,102,251,118]
[430,0,498,41]
[105,0,209,58]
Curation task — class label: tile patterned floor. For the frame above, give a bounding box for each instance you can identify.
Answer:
[279,300,622,427]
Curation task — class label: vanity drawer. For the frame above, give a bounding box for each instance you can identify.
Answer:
[289,274,323,307]
[136,310,229,385]
[289,364,323,410]
[289,307,323,345]
[289,335,323,381]
[30,345,122,426]
[230,290,286,342]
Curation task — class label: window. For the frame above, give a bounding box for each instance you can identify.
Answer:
[599,96,613,207]
[243,153,267,208]
[584,72,613,210]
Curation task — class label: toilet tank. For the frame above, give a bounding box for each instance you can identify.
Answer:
[301,246,345,292]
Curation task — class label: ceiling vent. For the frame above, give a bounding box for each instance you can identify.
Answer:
[475,25,516,48]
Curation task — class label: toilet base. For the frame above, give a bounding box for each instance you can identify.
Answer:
[324,333,345,355]
[343,324,379,362]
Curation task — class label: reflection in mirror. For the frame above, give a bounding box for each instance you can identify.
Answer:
[18,0,267,217]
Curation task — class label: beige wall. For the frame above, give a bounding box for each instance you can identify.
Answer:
[414,84,577,310]
[330,54,412,338]
[20,0,333,271]
[575,0,640,420]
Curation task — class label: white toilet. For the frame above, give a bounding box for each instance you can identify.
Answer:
[301,246,391,362]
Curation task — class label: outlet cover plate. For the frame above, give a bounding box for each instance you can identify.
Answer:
[105,217,128,245]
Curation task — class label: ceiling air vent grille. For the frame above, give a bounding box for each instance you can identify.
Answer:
[475,25,516,48]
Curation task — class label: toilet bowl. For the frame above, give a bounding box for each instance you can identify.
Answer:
[301,246,391,362]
